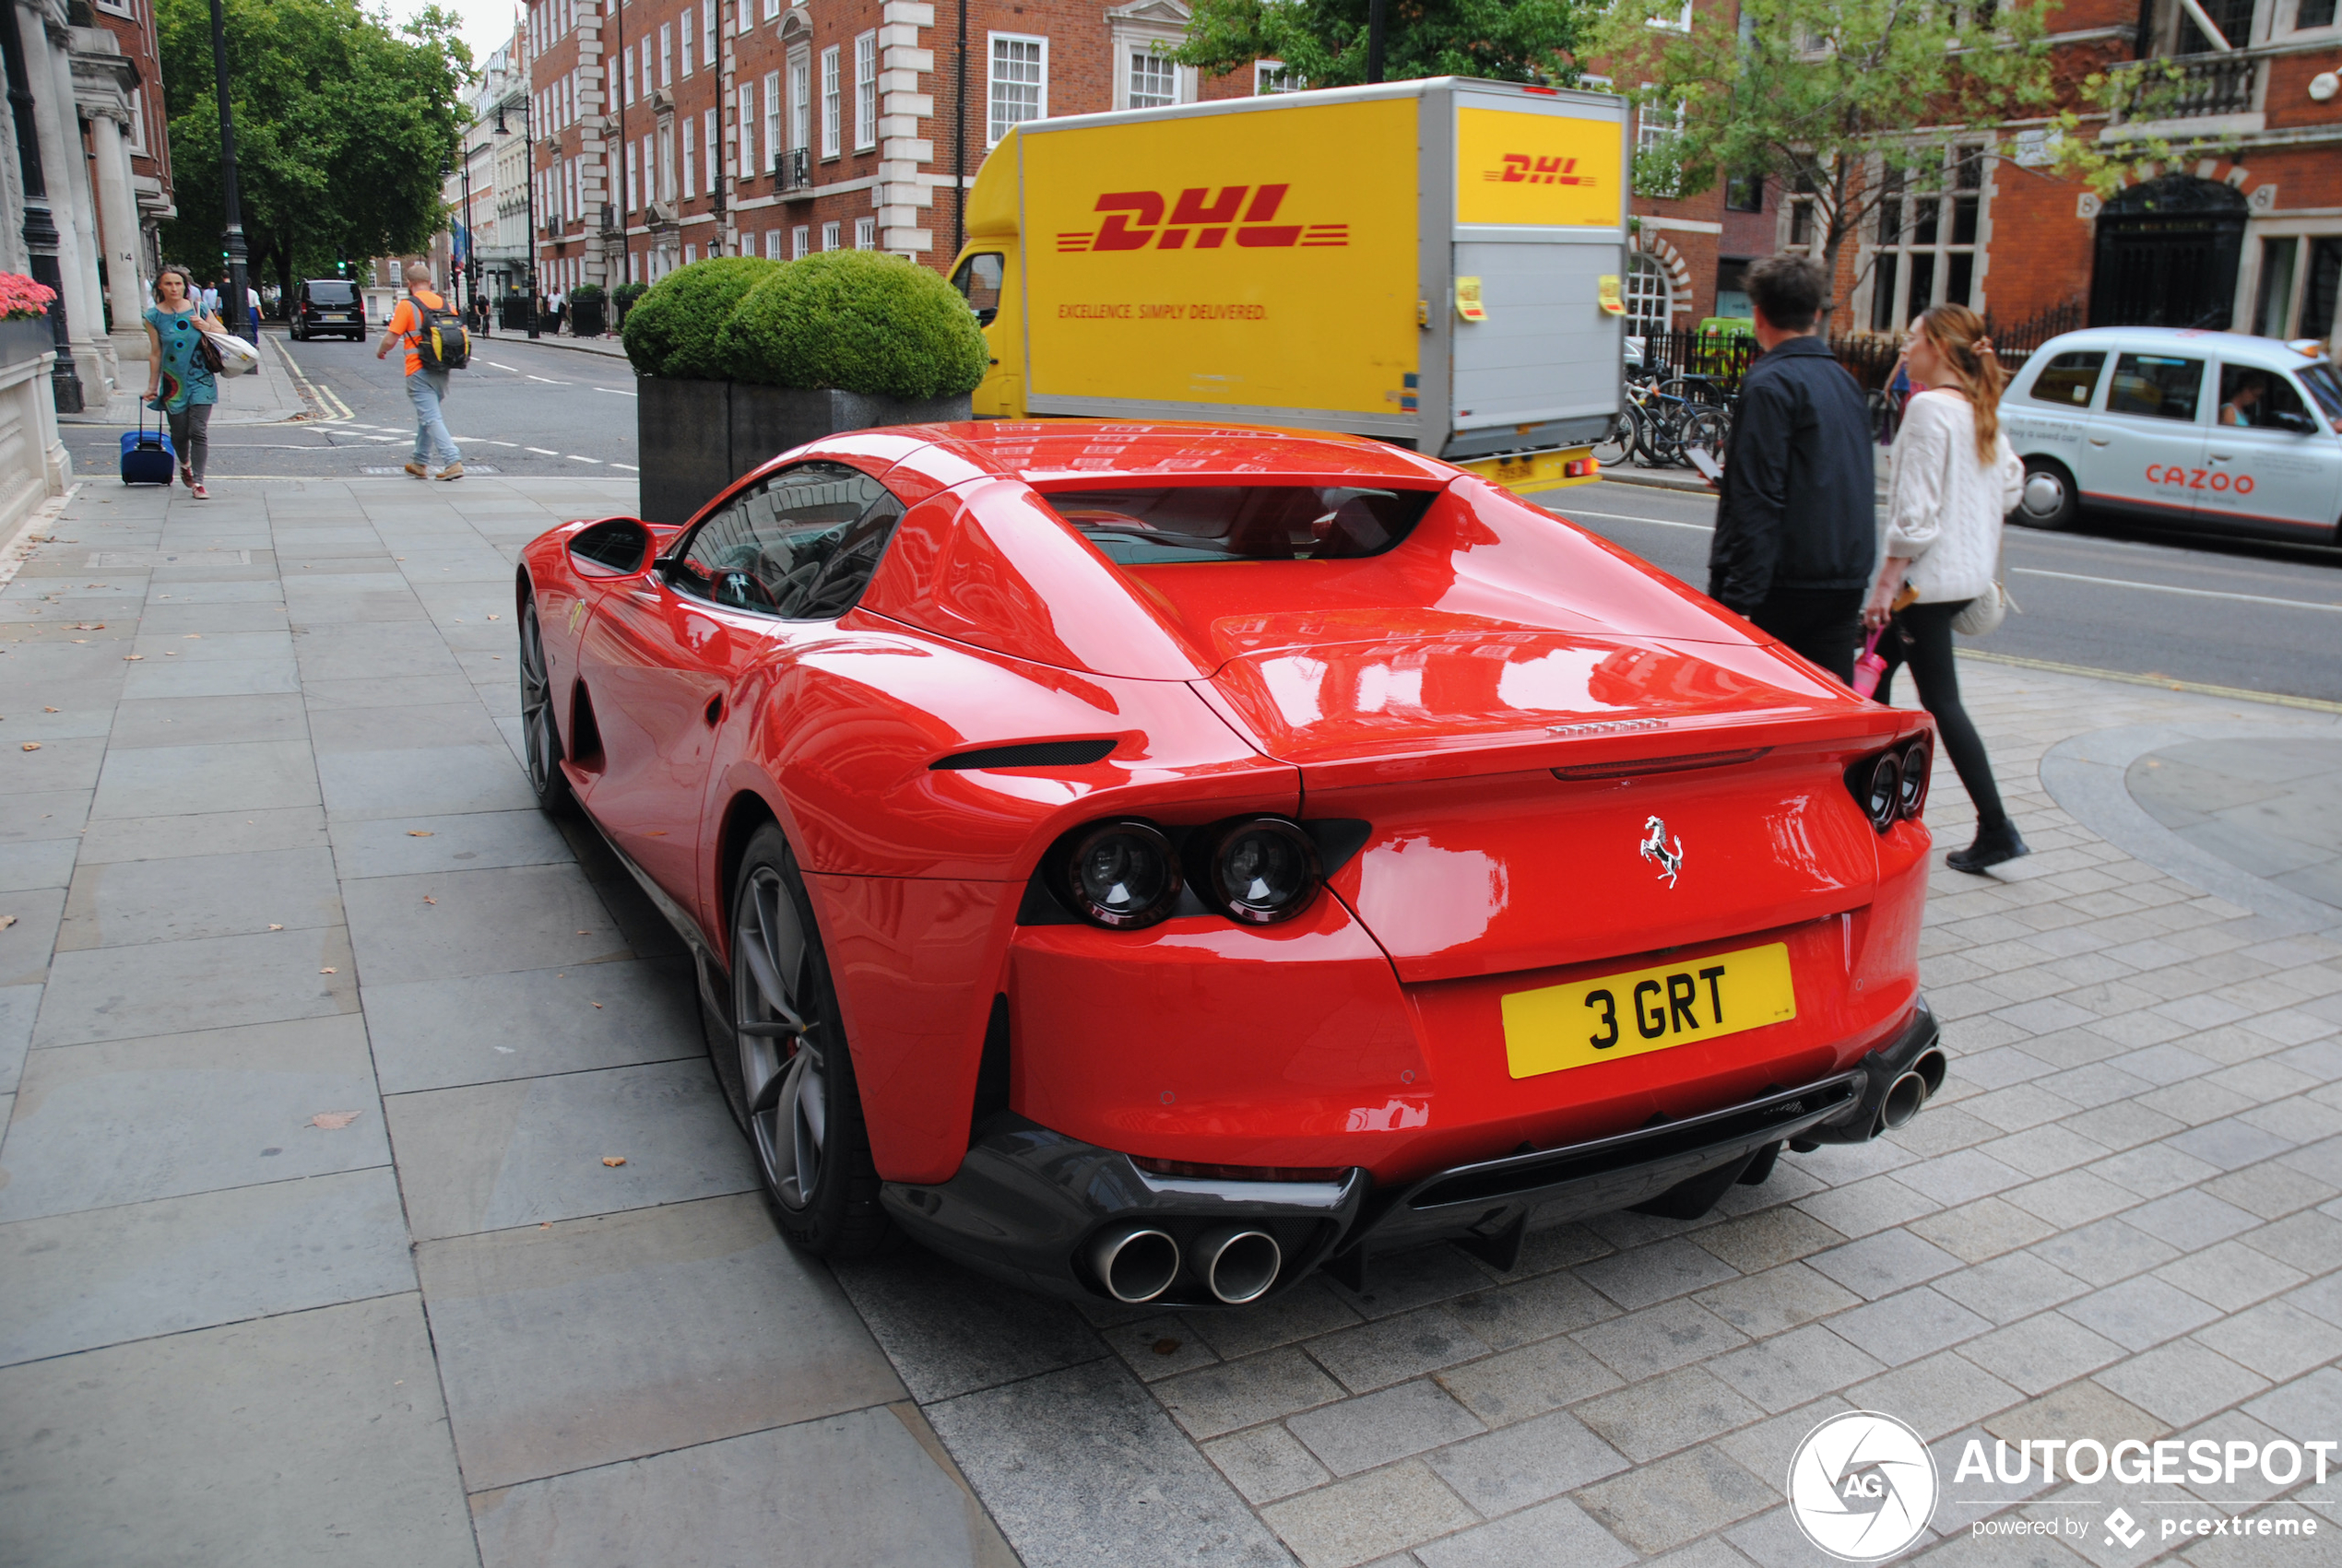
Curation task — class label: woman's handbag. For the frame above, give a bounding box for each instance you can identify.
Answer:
[1951,581,2015,637]
[202,330,260,377]
[1852,625,1889,699]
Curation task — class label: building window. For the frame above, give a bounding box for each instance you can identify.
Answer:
[681,118,695,199]
[793,224,810,258]
[1633,93,1685,198]
[1867,144,1985,329]
[855,31,879,149]
[659,24,673,88]
[626,140,638,210]
[703,0,716,66]
[764,71,782,172]
[789,52,810,149]
[1625,251,1674,340]
[660,126,676,201]
[704,110,718,194]
[738,83,756,176]
[822,219,841,250]
[822,45,841,157]
[624,44,635,105]
[1725,171,1763,212]
[93,0,134,17]
[856,216,876,249]
[2292,0,2337,29]
[989,34,1047,144]
[763,228,781,257]
[1128,50,1177,109]
[680,6,693,77]
[1256,60,1302,93]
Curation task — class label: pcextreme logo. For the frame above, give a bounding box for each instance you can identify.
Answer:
[1484,153,1598,188]
[1055,186,1350,253]
[2145,463,2256,494]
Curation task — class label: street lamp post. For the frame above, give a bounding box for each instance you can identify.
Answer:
[459,144,478,318]
[496,98,539,340]
[207,0,252,342]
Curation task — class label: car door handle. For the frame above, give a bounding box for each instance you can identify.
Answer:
[2208,452,2234,461]
[2087,436,2111,447]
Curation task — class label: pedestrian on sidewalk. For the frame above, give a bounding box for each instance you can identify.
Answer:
[377,262,463,481]
[1863,302,2029,874]
[142,264,221,500]
[1706,254,1877,685]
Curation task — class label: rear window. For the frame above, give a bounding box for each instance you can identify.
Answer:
[1044,486,1440,565]
[2027,350,2104,408]
[307,281,357,303]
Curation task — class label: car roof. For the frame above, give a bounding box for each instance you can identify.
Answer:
[2034,325,2329,370]
[876,421,1459,489]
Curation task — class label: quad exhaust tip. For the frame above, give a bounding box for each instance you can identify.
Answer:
[1091,1227,1180,1304]
[1192,1227,1282,1305]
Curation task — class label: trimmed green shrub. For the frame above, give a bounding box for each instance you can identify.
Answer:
[570,282,606,303]
[621,256,782,378]
[611,281,647,307]
[715,251,988,400]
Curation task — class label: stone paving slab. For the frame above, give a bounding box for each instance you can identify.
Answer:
[8,473,2342,1567]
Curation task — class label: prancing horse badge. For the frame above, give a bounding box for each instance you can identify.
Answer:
[1639,816,1684,888]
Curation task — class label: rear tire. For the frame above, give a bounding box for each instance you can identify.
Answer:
[1678,407,1732,468]
[517,595,574,815]
[715,825,893,1257]
[2015,456,2079,531]
[1591,409,1636,469]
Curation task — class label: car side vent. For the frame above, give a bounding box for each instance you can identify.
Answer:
[930,738,1117,771]
[969,995,1011,1141]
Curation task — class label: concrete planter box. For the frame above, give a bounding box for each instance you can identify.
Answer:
[636,377,973,524]
[0,314,55,370]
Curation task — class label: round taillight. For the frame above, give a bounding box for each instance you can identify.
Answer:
[1898,738,1931,819]
[1059,819,1182,929]
[1865,754,1901,833]
[1201,817,1322,925]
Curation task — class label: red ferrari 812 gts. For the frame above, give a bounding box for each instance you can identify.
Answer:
[515,421,1943,1307]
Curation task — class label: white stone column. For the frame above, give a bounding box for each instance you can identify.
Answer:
[88,110,147,367]
[43,25,112,390]
[877,1,935,254]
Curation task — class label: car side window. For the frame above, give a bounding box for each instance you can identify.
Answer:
[2216,362,2312,428]
[2105,353,2205,422]
[668,462,905,619]
[2028,351,2105,409]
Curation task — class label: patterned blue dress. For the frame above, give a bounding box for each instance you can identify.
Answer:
[144,305,219,412]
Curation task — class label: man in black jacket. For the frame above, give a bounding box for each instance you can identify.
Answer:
[1706,255,1875,684]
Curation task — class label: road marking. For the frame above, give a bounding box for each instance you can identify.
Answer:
[593,386,638,397]
[525,447,560,455]
[2009,566,2342,614]
[1550,505,1714,532]
[269,336,353,421]
[526,374,572,385]
[488,361,519,371]
[609,463,638,471]
[1958,648,2342,713]
[567,454,601,464]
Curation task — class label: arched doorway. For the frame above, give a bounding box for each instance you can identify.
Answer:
[2089,174,2248,330]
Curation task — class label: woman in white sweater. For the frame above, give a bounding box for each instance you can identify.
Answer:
[1863,303,2028,873]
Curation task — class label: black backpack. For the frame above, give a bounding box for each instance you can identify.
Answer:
[407,289,471,371]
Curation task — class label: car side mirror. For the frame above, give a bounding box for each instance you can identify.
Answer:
[567,518,656,576]
[2268,408,2319,436]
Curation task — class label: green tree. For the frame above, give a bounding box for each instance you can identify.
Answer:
[156,0,469,302]
[1175,0,1586,89]
[1591,0,2069,327]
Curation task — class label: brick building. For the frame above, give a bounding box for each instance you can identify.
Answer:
[1614,0,2342,347]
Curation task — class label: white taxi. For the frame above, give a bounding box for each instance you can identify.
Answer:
[2001,326,2342,544]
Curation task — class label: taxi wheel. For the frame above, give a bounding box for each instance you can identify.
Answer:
[2015,457,2079,531]
[717,824,893,1258]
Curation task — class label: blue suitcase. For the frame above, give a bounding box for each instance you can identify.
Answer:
[121,407,175,486]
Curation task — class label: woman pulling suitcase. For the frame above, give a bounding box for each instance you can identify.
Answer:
[143,265,222,499]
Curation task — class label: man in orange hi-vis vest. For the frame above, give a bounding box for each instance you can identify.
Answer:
[375,261,464,481]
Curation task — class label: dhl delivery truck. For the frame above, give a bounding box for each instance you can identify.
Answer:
[944,77,1628,495]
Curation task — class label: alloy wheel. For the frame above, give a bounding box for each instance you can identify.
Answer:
[519,603,561,796]
[735,865,825,1209]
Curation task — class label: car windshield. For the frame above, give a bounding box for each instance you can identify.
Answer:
[308,282,356,303]
[2300,362,2342,427]
[1043,485,1440,565]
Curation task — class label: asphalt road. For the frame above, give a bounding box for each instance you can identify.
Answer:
[1550,478,2342,706]
[59,324,640,483]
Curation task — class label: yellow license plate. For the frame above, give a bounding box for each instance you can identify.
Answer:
[1502,942,1797,1079]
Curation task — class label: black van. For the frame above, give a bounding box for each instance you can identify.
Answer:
[290,278,365,341]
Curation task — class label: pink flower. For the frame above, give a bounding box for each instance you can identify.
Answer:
[0,273,59,322]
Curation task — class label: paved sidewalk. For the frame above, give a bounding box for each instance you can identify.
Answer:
[4,474,2342,1567]
[56,329,310,430]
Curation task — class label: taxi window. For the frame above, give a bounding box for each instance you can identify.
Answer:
[670,462,905,619]
[2028,350,2105,409]
[2216,363,2312,428]
[2105,354,2205,422]
[2301,363,2342,428]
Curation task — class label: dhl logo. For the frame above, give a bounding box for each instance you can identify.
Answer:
[1057,185,1349,253]
[1484,155,1596,187]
